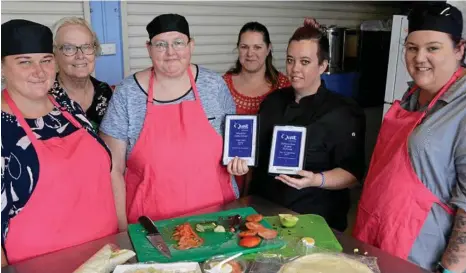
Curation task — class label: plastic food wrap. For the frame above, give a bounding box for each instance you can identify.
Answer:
[72,244,135,273]
[203,254,248,273]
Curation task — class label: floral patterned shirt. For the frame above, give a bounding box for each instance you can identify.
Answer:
[1,91,110,246]
[222,72,291,115]
[49,75,113,132]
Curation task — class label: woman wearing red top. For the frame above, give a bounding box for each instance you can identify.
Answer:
[223,22,290,115]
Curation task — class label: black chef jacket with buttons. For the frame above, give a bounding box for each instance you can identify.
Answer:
[249,83,366,232]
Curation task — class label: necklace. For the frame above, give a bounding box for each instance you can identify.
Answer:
[58,76,93,110]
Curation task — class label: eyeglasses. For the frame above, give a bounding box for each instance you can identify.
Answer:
[149,39,189,52]
[58,43,96,57]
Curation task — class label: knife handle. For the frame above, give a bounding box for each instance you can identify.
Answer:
[138,216,159,235]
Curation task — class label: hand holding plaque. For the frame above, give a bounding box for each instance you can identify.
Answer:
[222,115,259,166]
[268,125,307,175]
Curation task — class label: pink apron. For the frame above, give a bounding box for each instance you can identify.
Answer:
[352,68,463,260]
[3,90,118,264]
[125,67,236,223]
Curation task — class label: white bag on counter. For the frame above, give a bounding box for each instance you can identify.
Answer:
[72,244,136,273]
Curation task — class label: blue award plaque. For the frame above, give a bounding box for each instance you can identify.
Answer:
[222,115,258,166]
[268,126,307,175]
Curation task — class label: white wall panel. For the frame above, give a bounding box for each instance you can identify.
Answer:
[122,1,399,76]
[1,1,90,28]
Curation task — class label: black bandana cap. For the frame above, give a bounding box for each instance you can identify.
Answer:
[2,19,53,58]
[408,3,463,38]
[146,14,190,41]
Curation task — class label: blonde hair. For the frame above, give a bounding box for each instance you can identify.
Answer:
[51,17,102,56]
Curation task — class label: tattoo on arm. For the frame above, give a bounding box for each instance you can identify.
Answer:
[442,209,466,271]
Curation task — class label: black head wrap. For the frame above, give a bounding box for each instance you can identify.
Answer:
[2,19,53,58]
[146,14,190,41]
[408,3,463,37]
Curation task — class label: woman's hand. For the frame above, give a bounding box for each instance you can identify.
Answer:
[275,170,322,190]
[227,157,249,176]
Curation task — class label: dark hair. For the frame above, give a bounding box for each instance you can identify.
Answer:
[288,20,329,65]
[227,22,279,87]
[450,35,466,66]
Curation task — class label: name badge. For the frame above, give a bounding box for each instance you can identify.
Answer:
[222,115,259,166]
[268,125,307,175]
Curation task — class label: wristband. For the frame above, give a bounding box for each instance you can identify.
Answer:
[436,262,455,273]
[319,172,325,188]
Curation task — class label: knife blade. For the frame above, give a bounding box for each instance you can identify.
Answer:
[138,216,172,259]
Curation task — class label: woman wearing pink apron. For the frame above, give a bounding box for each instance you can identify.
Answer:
[353,4,466,273]
[100,14,241,231]
[1,20,118,266]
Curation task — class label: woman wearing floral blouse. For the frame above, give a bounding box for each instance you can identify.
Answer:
[223,22,290,115]
[1,19,117,266]
[50,17,113,132]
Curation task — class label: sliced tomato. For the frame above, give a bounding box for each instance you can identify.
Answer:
[246,214,263,223]
[239,236,261,248]
[238,230,258,237]
[258,228,278,240]
[245,222,264,231]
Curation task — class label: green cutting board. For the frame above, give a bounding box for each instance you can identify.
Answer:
[254,214,343,258]
[128,207,286,263]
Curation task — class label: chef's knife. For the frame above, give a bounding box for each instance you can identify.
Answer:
[138,216,172,259]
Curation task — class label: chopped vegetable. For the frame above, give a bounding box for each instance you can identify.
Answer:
[246,214,263,223]
[239,236,261,248]
[238,230,258,237]
[278,214,299,228]
[172,223,204,250]
[245,222,264,231]
[257,228,278,240]
[214,225,226,233]
[195,222,217,232]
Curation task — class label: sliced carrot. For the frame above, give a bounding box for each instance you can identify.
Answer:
[172,223,203,250]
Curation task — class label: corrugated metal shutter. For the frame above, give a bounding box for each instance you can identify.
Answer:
[122,1,398,76]
[1,1,90,28]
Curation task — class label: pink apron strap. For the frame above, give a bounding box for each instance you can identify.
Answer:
[148,65,200,103]
[405,67,464,110]
[3,90,84,146]
[47,95,83,129]
[426,67,464,110]
[186,65,201,101]
[437,201,456,215]
[147,68,156,105]
[3,90,40,146]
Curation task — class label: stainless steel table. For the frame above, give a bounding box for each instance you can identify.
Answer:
[3,196,430,273]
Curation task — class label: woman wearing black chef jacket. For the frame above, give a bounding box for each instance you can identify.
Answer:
[229,18,366,232]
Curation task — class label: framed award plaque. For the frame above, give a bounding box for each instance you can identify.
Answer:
[222,115,259,166]
[268,125,307,175]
